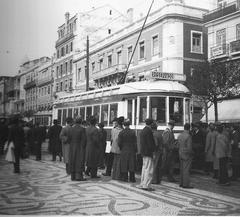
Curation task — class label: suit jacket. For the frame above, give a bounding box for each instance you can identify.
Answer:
[178,130,193,160]
[8,124,25,149]
[60,124,72,163]
[205,130,217,162]
[140,126,155,157]
[162,128,175,151]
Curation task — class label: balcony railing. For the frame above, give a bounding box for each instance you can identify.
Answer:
[211,43,228,58]
[24,80,37,89]
[203,2,237,23]
[92,64,127,80]
[37,77,53,86]
[230,39,240,54]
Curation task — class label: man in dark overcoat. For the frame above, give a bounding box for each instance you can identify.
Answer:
[48,119,62,161]
[32,122,45,161]
[98,122,107,169]
[85,116,101,178]
[151,122,164,184]
[162,120,177,182]
[137,118,156,191]
[68,117,86,181]
[118,119,137,182]
[60,117,73,175]
[178,123,193,188]
[7,117,25,173]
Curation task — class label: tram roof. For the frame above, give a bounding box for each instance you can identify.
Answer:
[56,80,190,104]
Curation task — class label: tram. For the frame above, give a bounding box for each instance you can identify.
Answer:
[52,79,191,153]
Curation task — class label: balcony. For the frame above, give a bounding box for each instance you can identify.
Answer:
[24,80,36,89]
[230,39,240,55]
[37,77,53,87]
[92,64,127,80]
[203,2,237,23]
[211,43,228,58]
[55,31,74,47]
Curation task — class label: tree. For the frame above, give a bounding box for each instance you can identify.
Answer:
[190,59,240,122]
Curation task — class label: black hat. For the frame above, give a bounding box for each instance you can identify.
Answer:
[117,116,124,125]
[145,118,153,126]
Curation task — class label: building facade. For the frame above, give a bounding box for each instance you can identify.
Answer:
[203,0,240,122]
[73,0,215,122]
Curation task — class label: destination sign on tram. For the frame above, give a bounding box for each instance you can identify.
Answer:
[149,71,186,81]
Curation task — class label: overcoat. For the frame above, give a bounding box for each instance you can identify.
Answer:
[60,125,71,163]
[85,126,100,168]
[48,124,62,155]
[205,130,217,162]
[118,128,137,172]
[68,124,86,173]
[140,126,155,157]
[231,130,240,165]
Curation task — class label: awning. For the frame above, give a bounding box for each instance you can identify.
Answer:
[201,98,240,123]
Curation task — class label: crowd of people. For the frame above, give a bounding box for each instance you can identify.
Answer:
[0,115,240,191]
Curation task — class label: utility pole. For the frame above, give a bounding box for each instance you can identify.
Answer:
[86,35,89,91]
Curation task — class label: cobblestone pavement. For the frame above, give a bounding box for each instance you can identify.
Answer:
[0,149,240,215]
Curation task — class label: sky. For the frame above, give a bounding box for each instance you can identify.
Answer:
[0,0,152,77]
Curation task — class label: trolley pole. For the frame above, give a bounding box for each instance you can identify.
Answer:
[86,36,89,91]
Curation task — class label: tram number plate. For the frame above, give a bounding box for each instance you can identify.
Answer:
[151,71,174,80]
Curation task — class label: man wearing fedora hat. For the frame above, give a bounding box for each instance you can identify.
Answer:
[162,120,177,182]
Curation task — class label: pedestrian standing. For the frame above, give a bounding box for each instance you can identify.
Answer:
[7,117,25,173]
[137,118,156,191]
[60,117,73,175]
[32,122,45,161]
[178,123,193,188]
[162,120,177,182]
[111,117,124,180]
[98,122,107,169]
[215,123,231,186]
[118,119,137,182]
[151,122,164,185]
[48,119,62,161]
[68,117,86,181]
[102,118,118,176]
[205,123,217,175]
[230,124,240,180]
[0,118,8,155]
[85,116,101,178]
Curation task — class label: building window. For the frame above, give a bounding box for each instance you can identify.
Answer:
[99,58,103,70]
[216,28,226,46]
[139,41,145,59]
[56,66,59,78]
[70,60,73,73]
[77,68,81,82]
[69,79,72,90]
[92,62,95,72]
[65,79,68,90]
[60,65,63,77]
[117,50,122,65]
[60,82,63,91]
[127,46,133,63]
[65,62,68,74]
[107,55,112,67]
[48,85,50,94]
[57,50,59,58]
[191,31,203,53]
[61,47,65,57]
[70,42,73,52]
[66,44,68,54]
[236,24,240,40]
[152,35,159,56]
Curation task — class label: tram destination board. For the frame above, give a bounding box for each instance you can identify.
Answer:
[150,70,186,81]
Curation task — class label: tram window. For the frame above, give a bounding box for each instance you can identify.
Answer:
[93,105,100,123]
[86,106,92,121]
[101,104,109,126]
[134,99,137,125]
[110,104,118,125]
[127,100,132,124]
[57,109,62,125]
[62,109,67,125]
[139,97,147,124]
[80,107,85,120]
[150,97,166,125]
[185,99,190,124]
[68,108,73,118]
[73,108,79,118]
[169,97,183,126]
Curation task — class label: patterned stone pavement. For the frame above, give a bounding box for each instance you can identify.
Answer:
[0,152,240,215]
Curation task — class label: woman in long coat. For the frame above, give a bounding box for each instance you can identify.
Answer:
[118,119,137,182]
[68,117,86,181]
[85,116,100,178]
